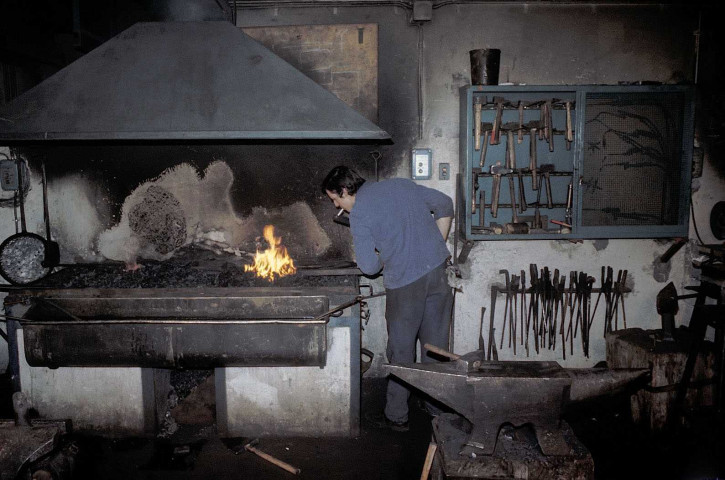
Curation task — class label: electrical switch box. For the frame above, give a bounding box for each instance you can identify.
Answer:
[439,163,450,180]
[412,148,432,180]
[0,160,19,191]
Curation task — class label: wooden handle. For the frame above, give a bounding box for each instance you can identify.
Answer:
[517,102,524,144]
[550,219,572,228]
[508,175,518,223]
[479,131,489,167]
[507,131,516,169]
[491,104,502,145]
[491,175,500,218]
[419,442,438,480]
[565,102,573,141]
[547,102,554,152]
[474,103,482,150]
[479,190,486,228]
[246,445,301,475]
[424,343,460,360]
[529,130,538,191]
[545,173,553,209]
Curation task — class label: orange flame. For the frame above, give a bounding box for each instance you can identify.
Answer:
[244,225,297,281]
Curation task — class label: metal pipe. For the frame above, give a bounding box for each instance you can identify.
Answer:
[433,1,691,8]
[11,318,329,325]
[231,0,413,9]
[417,23,424,140]
[14,154,26,233]
[0,313,326,324]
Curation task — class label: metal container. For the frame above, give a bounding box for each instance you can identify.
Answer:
[20,288,330,368]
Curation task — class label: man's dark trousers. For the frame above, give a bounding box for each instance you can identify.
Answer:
[384,262,453,423]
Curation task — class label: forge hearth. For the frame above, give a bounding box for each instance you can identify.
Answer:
[4,255,362,436]
[35,247,358,290]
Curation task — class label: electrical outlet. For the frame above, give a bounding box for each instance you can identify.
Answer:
[412,148,432,180]
[439,163,450,180]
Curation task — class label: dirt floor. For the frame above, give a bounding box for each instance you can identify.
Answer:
[2,375,724,479]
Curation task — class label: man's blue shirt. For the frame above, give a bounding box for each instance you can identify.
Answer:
[349,178,454,289]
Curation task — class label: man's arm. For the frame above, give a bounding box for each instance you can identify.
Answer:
[417,184,454,241]
[436,216,453,242]
[350,221,383,275]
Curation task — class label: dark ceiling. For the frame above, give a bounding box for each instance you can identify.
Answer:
[0,0,233,101]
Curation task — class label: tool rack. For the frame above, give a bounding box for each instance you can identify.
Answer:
[459,85,695,240]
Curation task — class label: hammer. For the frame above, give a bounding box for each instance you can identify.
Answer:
[479,122,493,167]
[240,438,301,475]
[538,163,555,209]
[490,163,513,218]
[490,96,506,145]
[526,120,541,191]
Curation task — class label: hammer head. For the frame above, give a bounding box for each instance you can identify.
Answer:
[538,163,556,173]
[490,164,513,175]
[656,282,679,315]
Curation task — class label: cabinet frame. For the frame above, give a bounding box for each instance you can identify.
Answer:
[459,84,695,241]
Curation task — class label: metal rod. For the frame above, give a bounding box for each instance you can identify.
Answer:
[41,161,51,241]
[8,318,330,325]
[14,155,26,233]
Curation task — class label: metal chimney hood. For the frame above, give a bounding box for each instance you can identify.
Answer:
[0,21,391,143]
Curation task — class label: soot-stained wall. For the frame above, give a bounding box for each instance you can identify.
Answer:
[10,144,376,265]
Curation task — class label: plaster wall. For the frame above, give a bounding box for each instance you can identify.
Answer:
[239,3,721,370]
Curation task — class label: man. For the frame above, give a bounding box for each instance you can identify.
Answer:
[322,165,454,432]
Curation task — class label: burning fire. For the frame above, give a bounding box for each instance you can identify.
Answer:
[244,225,297,281]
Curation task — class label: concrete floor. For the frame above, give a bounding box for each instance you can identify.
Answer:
[2,376,724,479]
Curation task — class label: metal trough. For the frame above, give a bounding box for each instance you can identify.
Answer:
[20,288,329,369]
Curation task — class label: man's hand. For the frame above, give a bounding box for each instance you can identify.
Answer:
[436,216,453,242]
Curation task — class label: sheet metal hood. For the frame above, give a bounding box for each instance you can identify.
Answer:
[0,21,391,143]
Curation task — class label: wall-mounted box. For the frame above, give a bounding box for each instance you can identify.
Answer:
[459,85,694,240]
[412,148,432,180]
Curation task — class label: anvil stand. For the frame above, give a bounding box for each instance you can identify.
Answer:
[431,414,593,480]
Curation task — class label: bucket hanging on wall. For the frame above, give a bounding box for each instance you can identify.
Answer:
[469,49,501,85]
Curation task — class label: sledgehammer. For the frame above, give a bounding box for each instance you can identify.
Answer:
[241,438,301,475]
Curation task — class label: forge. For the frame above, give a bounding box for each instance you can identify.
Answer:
[4,249,362,437]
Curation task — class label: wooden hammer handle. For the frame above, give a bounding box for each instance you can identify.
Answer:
[419,442,438,480]
[474,103,482,150]
[246,445,301,475]
[424,343,460,360]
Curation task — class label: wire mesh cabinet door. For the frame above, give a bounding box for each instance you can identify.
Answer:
[576,85,694,239]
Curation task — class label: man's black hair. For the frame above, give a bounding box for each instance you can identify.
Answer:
[321,166,366,196]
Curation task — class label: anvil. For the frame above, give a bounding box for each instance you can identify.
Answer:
[384,349,649,456]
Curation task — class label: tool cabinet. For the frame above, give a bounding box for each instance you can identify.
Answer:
[459,85,694,240]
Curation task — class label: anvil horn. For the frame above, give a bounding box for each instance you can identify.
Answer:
[383,363,474,419]
[567,367,650,402]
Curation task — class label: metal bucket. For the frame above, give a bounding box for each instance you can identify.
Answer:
[469,49,501,85]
